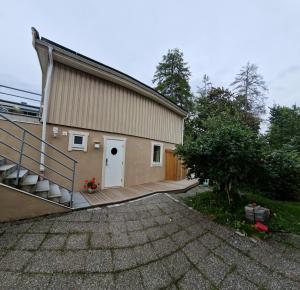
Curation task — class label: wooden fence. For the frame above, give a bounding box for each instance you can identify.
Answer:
[165,149,187,181]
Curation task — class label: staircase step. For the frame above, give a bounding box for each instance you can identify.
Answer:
[0,157,5,166]
[20,174,39,193]
[5,169,28,180]
[35,180,50,199]
[0,164,17,182]
[60,188,71,205]
[4,169,28,186]
[21,174,39,186]
[35,180,50,192]
[0,164,17,175]
[48,184,62,199]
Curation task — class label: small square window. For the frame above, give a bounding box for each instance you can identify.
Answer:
[68,130,89,152]
[73,135,84,147]
[151,142,163,167]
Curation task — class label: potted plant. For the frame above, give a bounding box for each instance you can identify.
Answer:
[84,177,99,193]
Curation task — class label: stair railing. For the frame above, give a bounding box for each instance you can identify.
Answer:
[0,113,77,207]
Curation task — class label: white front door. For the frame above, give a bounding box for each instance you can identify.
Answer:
[104,138,125,188]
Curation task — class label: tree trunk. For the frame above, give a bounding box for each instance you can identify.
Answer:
[225,179,232,205]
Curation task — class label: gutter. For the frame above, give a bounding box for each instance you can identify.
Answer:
[39,46,53,171]
[32,27,54,172]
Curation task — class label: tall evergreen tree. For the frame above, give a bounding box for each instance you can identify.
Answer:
[231,62,267,116]
[152,48,193,111]
[197,74,212,97]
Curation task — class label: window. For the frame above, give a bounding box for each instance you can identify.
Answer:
[68,130,89,152]
[73,135,84,148]
[153,145,161,162]
[151,142,163,167]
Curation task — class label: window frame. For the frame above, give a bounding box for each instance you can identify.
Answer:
[68,130,89,152]
[151,142,163,167]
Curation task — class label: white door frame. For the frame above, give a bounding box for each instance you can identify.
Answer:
[102,135,126,189]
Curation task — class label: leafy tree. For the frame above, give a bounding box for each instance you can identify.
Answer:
[268,105,300,152]
[188,87,260,139]
[259,148,300,200]
[192,87,235,134]
[176,117,263,205]
[177,114,300,203]
[231,62,267,116]
[153,48,193,111]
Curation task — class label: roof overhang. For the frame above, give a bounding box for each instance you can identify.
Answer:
[32,29,187,117]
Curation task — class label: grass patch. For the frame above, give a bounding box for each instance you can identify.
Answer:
[183,190,300,237]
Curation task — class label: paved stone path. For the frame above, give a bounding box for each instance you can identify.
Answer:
[169,185,210,200]
[0,193,299,289]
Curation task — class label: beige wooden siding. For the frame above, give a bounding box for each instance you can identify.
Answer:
[48,63,183,144]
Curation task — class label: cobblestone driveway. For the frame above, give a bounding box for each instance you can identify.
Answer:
[0,193,299,289]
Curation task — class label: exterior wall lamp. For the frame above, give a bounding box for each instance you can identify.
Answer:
[52,127,59,138]
[94,141,101,149]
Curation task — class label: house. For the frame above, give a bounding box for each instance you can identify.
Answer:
[31,28,187,190]
[0,28,188,219]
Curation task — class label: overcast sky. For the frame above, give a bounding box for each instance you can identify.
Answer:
[0,0,299,111]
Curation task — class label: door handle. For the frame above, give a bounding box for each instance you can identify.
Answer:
[106,158,108,166]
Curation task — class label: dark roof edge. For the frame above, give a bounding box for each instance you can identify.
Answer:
[34,33,187,116]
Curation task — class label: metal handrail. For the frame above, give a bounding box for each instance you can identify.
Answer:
[22,153,73,182]
[0,113,78,163]
[0,112,77,207]
[0,91,41,103]
[0,84,41,96]
[0,153,72,193]
[0,127,74,171]
[0,140,73,181]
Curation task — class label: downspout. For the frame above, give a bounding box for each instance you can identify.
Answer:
[40,46,53,172]
[181,117,187,145]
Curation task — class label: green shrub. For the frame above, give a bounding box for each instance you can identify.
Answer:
[259,149,300,200]
[268,105,300,152]
[176,116,263,205]
[184,190,300,236]
[177,113,300,203]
